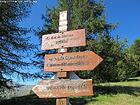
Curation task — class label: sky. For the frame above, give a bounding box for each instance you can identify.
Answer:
[104,0,140,45]
[18,0,140,85]
[21,0,140,46]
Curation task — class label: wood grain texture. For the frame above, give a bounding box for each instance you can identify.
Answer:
[44,52,103,72]
[56,98,69,105]
[41,29,86,50]
[32,79,93,98]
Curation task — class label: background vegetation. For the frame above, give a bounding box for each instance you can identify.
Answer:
[0,0,43,90]
[36,0,140,82]
[0,77,139,105]
[0,0,140,104]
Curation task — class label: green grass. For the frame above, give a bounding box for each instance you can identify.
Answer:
[0,77,140,105]
[87,94,140,105]
[100,77,140,87]
[85,77,140,105]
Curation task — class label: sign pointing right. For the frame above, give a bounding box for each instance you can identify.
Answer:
[44,52,103,72]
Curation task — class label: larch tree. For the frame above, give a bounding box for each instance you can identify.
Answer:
[0,1,40,89]
[36,0,130,82]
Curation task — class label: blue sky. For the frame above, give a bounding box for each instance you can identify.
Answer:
[22,0,140,46]
[104,0,140,45]
[19,0,140,85]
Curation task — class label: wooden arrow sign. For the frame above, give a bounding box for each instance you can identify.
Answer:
[32,79,93,98]
[41,29,86,50]
[44,52,103,72]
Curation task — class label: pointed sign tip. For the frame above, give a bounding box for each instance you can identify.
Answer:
[32,79,93,98]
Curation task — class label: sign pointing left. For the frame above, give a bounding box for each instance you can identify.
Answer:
[32,79,93,98]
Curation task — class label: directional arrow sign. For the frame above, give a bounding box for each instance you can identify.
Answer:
[44,52,103,72]
[41,29,86,50]
[32,79,93,98]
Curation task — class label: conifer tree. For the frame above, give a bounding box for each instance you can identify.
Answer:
[0,1,38,88]
[37,0,130,82]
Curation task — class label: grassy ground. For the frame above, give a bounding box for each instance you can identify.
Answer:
[0,77,140,105]
[87,94,140,105]
[88,77,140,105]
[100,77,140,87]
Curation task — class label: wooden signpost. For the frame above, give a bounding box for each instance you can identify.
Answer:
[44,52,103,72]
[41,29,86,50]
[32,10,103,105]
[32,79,93,98]
[59,11,68,32]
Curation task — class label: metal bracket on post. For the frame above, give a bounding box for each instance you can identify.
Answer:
[58,47,67,54]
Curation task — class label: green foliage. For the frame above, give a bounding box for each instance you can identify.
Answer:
[130,39,140,55]
[0,78,140,105]
[37,0,138,82]
[115,39,140,81]
[0,1,39,89]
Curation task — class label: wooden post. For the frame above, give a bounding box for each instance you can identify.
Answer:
[56,11,70,105]
[32,10,102,105]
[56,98,69,105]
[57,11,69,78]
[57,48,69,105]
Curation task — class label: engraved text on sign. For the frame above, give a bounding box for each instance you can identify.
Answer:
[32,79,93,98]
[44,52,103,72]
[41,29,86,50]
